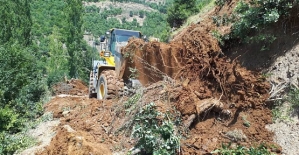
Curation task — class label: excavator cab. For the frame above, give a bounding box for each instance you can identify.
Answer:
[89,28,142,99]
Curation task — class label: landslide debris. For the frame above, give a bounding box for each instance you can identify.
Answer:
[119,3,277,153]
[37,0,281,154]
[52,79,88,96]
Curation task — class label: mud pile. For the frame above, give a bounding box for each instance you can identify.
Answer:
[52,79,88,96]
[39,95,134,155]
[123,23,270,109]
[121,19,277,153]
[121,24,220,85]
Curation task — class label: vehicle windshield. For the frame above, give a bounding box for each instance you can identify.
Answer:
[115,35,138,42]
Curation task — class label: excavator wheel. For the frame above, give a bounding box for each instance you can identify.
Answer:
[96,70,124,100]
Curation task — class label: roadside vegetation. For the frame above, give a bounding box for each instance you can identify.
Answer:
[271,86,299,121]
[213,0,299,50]
[212,143,274,155]
[0,0,92,153]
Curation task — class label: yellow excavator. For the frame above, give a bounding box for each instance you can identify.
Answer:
[89,28,142,99]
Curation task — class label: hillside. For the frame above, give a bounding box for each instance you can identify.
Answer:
[84,1,156,26]
[3,0,299,155]
[83,0,170,42]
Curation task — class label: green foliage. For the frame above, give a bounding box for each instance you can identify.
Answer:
[31,0,67,38]
[197,0,213,10]
[85,5,100,13]
[131,103,180,155]
[167,0,199,27]
[211,143,274,155]
[46,27,69,86]
[83,7,123,37]
[139,10,145,18]
[139,12,171,42]
[0,0,32,46]
[0,131,35,155]
[124,93,141,109]
[113,0,173,13]
[287,86,299,108]
[65,0,84,78]
[0,6,50,155]
[0,0,95,153]
[211,30,230,46]
[0,43,47,120]
[84,8,170,42]
[215,0,298,47]
[215,0,229,7]
[129,10,134,17]
[0,107,19,132]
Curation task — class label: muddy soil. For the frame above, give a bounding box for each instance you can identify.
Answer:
[37,75,279,155]
[52,79,88,96]
[37,82,124,155]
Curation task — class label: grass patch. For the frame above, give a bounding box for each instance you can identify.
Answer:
[211,143,276,155]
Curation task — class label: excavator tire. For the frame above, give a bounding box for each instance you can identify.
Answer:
[96,70,124,100]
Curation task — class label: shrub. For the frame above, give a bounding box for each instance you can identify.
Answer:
[0,107,20,132]
[214,0,298,48]
[0,43,47,120]
[287,86,299,108]
[211,143,274,155]
[230,0,281,43]
[167,0,199,27]
[131,103,180,155]
[0,131,35,155]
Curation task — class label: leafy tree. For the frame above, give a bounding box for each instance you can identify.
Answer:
[0,0,32,46]
[46,27,69,86]
[167,0,199,27]
[129,10,134,17]
[139,10,145,18]
[0,43,46,120]
[64,0,84,78]
[0,0,46,121]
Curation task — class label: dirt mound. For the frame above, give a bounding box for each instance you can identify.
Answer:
[40,96,135,155]
[120,9,277,153]
[52,79,88,96]
[37,125,111,155]
[123,23,270,109]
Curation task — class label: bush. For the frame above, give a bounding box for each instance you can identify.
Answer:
[131,103,180,155]
[0,107,20,132]
[211,143,274,155]
[288,86,299,108]
[139,10,145,18]
[214,0,298,47]
[231,0,281,43]
[0,43,48,126]
[167,0,199,27]
[0,131,35,155]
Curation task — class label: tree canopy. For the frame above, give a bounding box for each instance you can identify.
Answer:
[167,0,198,27]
